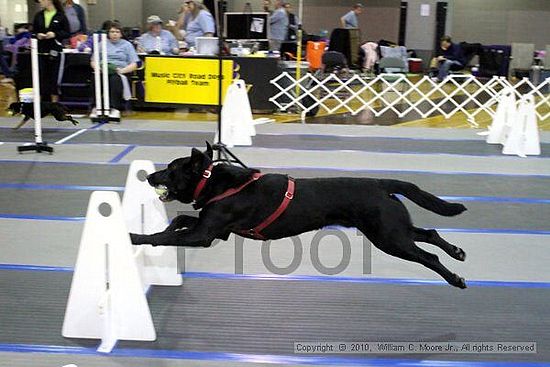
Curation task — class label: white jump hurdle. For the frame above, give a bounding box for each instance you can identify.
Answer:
[214,79,256,147]
[503,95,541,157]
[483,87,517,144]
[62,160,181,353]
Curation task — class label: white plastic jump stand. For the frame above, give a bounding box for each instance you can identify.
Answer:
[90,107,120,123]
[214,79,256,147]
[482,88,517,144]
[502,95,541,158]
[90,33,121,123]
[62,191,156,353]
[122,160,182,288]
[17,38,54,154]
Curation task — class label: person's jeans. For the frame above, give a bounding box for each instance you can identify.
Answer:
[0,55,11,77]
[438,60,463,81]
[0,41,13,77]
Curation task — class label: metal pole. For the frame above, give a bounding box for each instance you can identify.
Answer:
[101,33,110,113]
[216,0,224,156]
[30,38,42,144]
[93,33,102,115]
[110,0,115,20]
[295,0,304,121]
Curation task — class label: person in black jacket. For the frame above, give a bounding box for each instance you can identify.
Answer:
[33,0,70,102]
[430,35,466,82]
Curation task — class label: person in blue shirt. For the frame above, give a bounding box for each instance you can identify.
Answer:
[63,0,87,35]
[269,0,288,51]
[184,0,215,48]
[432,35,466,81]
[138,15,179,55]
[91,21,139,111]
[340,3,363,29]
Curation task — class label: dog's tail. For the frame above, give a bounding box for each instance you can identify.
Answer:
[381,179,466,217]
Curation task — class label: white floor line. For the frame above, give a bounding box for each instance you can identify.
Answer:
[54,129,87,145]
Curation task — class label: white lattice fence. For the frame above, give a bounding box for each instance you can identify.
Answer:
[269,73,550,126]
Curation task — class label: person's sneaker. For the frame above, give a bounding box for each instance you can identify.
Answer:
[0,78,14,84]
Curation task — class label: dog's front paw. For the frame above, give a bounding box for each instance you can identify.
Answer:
[130,233,149,245]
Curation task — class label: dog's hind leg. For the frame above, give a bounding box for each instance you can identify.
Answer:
[383,239,466,289]
[360,225,466,289]
[52,110,78,125]
[13,117,30,130]
[413,227,466,261]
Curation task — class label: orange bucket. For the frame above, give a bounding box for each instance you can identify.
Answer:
[306,41,326,71]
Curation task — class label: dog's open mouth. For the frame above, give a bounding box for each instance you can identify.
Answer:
[154,185,174,202]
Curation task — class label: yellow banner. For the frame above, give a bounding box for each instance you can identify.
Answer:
[145,57,233,105]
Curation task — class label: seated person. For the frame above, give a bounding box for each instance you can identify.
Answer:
[137,15,179,55]
[78,20,116,53]
[0,41,13,83]
[1,25,32,84]
[183,0,215,48]
[91,21,139,111]
[430,35,466,81]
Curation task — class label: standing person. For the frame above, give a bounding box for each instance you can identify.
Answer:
[430,35,466,81]
[268,0,288,51]
[0,18,8,39]
[138,15,179,55]
[175,1,192,41]
[340,3,363,29]
[263,0,272,13]
[91,21,139,112]
[184,0,215,48]
[33,0,70,102]
[63,0,86,35]
[284,2,299,41]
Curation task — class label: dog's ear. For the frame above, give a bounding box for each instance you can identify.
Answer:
[190,148,206,173]
[205,141,213,159]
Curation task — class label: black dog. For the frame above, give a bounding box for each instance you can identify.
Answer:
[8,102,79,129]
[131,143,468,288]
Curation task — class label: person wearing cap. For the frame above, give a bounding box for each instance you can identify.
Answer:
[138,15,179,55]
[340,3,363,29]
[183,0,215,48]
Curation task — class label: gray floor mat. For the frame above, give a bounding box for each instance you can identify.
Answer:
[0,270,548,362]
[0,127,75,143]
[2,162,549,199]
[61,130,550,157]
[1,188,548,231]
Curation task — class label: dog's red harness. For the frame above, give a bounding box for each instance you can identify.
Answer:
[193,165,295,240]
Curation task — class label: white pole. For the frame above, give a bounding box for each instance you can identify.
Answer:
[101,33,110,113]
[295,0,304,123]
[93,33,102,115]
[30,38,42,144]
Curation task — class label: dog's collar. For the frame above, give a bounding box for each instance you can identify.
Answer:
[193,164,214,202]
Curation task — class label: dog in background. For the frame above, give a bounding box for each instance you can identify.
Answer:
[7,102,79,129]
